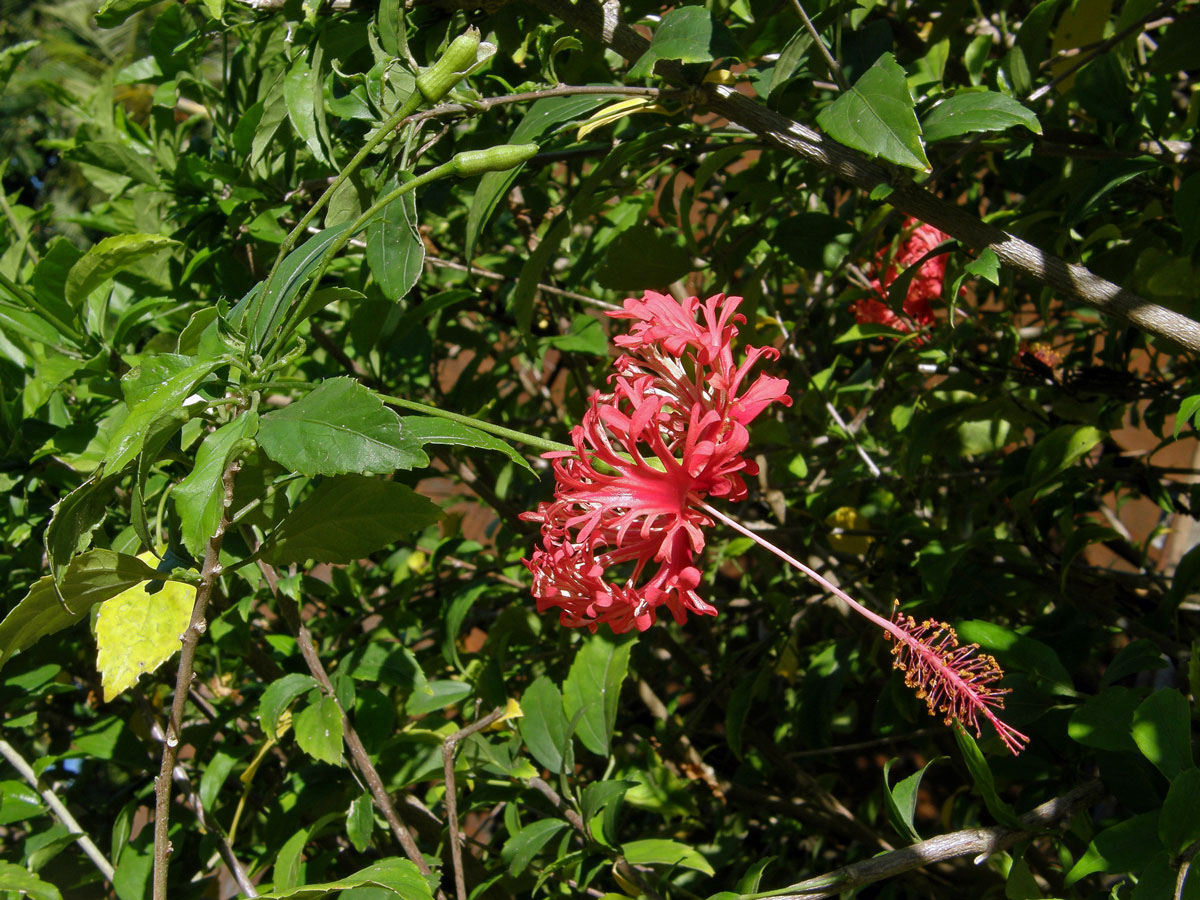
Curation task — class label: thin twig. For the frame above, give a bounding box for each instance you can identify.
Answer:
[1026,1,1177,103]
[133,693,258,897]
[788,0,847,90]
[153,462,240,900]
[442,707,509,900]
[424,257,620,311]
[273,591,446,900]
[0,740,116,883]
[759,780,1105,898]
[408,85,661,125]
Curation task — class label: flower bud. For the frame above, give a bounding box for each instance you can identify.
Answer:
[416,27,481,104]
[450,143,539,177]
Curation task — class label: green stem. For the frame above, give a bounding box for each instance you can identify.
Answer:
[382,395,573,455]
[0,269,85,345]
[264,161,456,359]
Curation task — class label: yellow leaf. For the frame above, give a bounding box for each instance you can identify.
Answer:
[702,69,736,85]
[486,697,524,731]
[95,552,196,702]
[825,506,874,555]
[1048,0,1112,92]
[576,98,673,141]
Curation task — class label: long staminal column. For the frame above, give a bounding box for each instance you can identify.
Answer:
[698,500,1029,755]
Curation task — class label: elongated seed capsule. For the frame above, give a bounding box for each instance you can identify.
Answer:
[416,27,481,104]
[450,143,539,177]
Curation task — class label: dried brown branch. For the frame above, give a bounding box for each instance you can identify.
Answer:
[441,706,509,900]
[527,0,1200,354]
[153,462,240,900]
[765,779,1106,898]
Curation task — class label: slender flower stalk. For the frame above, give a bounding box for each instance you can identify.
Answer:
[699,500,1029,755]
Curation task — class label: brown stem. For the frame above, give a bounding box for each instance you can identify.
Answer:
[441,706,508,900]
[152,463,239,900]
[134,693,258,898]
[274,593,444,899]
[527,0,1200,354]
[759,780,1106,899]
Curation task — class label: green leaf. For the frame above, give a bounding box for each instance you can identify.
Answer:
[1160,767,1200,856]
[0,862,61,900]
[102,357,224,474]
[95,0,159,27]
[465,94,613,260]
[580,780,636,824]
[173,413,259,557]
[256,859,433,900]
[262,475,443,566]
[1068,687,1140,751]
[502,819,569,876]
[1176,394,1200,438]
[1024,425,1103,487]
[72,141,159,189]
[921,91,1041,142]
[0,780,44,825]
[1177,172,1200,254]
[621,838,714,876]
[562,633,633,756]
[401,416,532,473]
[628,7,739,79]
[346,792,374,853]
[257,379,426,477]
[883,756,944,843]
[957,620,1075,695]
[198,750,238,813]
[234,225,351,353]
[952,726,1022,827]
[0,550,167,671]
[964,247,1001,285]
[343,643,429,693]
[1065,811,1162,886]
[294,696,344,766]
[816,53,930,171]
[113,840,152,900]
[1101,639,1169,686]
[64,235,178,311]
[0,40,38,91]
[259,674,319,740]
[1132,689,1193,780]
[366,176,423,302]
[405,680,472,717]
[283,53,329,165]
[95,555,197,701]
[592,225,691,292]
[518,675,572,775]
[596,224,693,290]
[43,472,123,584]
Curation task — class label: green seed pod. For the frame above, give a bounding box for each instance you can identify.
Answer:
[450,143,539,177]
[416,27,481,104]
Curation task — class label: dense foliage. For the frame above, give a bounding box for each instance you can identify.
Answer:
[2,0,1199,898]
